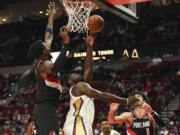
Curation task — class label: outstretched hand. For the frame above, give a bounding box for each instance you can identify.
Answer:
[127,96,139,105]
[59,26,70,44]
[83,31,96,47]
[110,103,120,112]
[141,102,153,114]
[47,1,60,19]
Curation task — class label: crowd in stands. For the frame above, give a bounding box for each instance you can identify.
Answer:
[0,77,35,135]
[152,0,180,6]
[0,58,180,135]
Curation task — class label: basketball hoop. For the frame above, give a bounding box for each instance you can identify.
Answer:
[59,0,94,33]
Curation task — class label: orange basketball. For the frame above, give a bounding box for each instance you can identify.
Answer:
[87,15,104,33]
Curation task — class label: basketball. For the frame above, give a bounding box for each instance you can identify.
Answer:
[87,15,104,33]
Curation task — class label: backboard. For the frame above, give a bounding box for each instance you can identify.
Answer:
[91,0,151,23]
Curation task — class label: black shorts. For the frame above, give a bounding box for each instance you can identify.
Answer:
[34,103,59,135]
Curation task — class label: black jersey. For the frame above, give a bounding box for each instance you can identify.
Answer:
[127,111,154,135]
[34,60,61,107]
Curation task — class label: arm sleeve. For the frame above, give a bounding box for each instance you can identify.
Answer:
[2,67,35,98]
[51,44,69,73]
[151,111,165,127]
[18,68,35,88]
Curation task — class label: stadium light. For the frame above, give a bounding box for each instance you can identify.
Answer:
[2,18,6,22]
[39,11,43,14]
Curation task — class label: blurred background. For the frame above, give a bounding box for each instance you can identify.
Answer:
[0,0,180,135]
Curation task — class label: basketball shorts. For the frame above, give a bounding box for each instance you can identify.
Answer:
[34,103,59,135]
[63,116,93,135]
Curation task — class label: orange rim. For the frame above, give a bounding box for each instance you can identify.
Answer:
[63,0,94,4]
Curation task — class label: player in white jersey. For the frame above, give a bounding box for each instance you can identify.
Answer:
[63,32,138,135]
[63,86,95,135]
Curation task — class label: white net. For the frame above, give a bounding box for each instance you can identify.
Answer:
[128,0,137,15]
[59,0,94,33]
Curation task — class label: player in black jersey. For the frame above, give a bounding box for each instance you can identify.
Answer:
[28,2,70,135]
[108,91,165,135]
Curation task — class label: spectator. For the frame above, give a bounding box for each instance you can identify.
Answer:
[158,126,169,135]
[150,52,162,66]
[94,122,100,135]
[19,127,26,135]
[3,121,13,135]
[99,118,120,135]
[167,121,178,135]
[21,110,30,123]
[168,112,178,124]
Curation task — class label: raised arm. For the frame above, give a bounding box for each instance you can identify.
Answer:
[76,82,138,104]
[83,32,95,84]
[108,103,131,124]
[44,1,59,50]
[18,67,35,88]
[51,26,70,72]
[38,26,70,77]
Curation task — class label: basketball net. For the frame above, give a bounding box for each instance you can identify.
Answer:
[129,0,137,15]
[59,0,94,33]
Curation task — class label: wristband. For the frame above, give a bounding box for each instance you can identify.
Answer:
[45,27,53,34]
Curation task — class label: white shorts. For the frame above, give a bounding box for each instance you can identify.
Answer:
[63,116,93,135]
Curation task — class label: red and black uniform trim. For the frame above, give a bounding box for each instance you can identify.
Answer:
[127,111,154,135]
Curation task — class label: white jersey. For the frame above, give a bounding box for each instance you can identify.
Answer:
[63,86,95,135]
